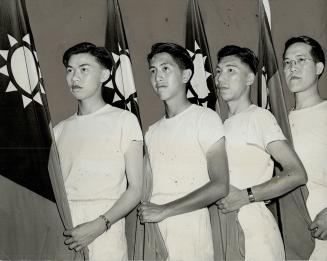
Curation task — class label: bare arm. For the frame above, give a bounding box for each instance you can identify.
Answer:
[64,140,143,250]
[218,140,307,213]
[139,137,229,223]
[251,140,307,200]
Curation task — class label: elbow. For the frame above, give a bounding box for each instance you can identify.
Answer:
[212,179,229,200]
[290,167,308,188]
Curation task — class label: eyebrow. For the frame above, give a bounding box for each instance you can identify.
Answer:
[149,62,171,69]
[284,54,308,59]
[217,64,239,69]
[67,63,91,68]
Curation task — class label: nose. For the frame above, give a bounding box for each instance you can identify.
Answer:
[155,70,163,83]
[215,72,225,87]
[289,61,298,72]
[71,70,80,84]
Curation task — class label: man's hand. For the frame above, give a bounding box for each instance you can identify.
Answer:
[310,207,327,240]
[216,186,249,213]
[138,202,168,223]
[63,218,105,251]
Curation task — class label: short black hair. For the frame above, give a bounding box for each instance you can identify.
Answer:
[147,42,194,78]
[217,45,258,74]
[283,36,325,77]
[63,42,113,70]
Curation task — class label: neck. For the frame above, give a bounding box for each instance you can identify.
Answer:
[227,96,252,117]
[164,96,191,118]
[77,96,106,115]
[294,85,322,110]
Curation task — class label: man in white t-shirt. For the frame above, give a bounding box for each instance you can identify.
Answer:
[283,36,327,260]
[54,42,143,260]
[138,42,229,261]
[215,45,308,260]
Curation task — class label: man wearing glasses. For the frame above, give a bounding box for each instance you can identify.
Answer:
[283,36,327,260]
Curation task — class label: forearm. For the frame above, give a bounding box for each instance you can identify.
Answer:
[100,185,142,225]
[163,180,228,219]
[250,166,306,202]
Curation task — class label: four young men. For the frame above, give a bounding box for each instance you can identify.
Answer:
[55,36,326,260]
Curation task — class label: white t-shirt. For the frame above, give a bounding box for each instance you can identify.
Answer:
[54,104,143,201]
[289,101,327,261]
[224,105,286,189]
[145,104,224,203]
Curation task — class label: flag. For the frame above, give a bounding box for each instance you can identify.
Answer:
[185,1,227,260]
[104,0,147,259]
[104,0,142,126]
[185,0,220,114]
[0,0,85,259]
[257,0,314,259]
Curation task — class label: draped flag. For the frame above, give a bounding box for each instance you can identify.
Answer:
[185,0,220,114]
[257,0,314,259]
[0,0,85,259]
[104,0,148,259]
[185,1,226,260]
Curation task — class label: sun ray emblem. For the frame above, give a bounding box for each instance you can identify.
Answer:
[104,43,137,111]
[0,34,45,108]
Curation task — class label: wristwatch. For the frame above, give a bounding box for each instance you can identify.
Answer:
[246,187,256,203]
[99,215,111,232]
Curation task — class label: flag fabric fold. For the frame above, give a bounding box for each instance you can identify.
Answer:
[257,0,314,259]
[105,0,147,259]
[185,1,231,260]
[0,0,83,259]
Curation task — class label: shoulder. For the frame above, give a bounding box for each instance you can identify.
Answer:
[251,105,277,123]
[53,115,74,140]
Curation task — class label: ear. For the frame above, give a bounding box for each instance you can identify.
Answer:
[182,69,192,84]
[316,62,324,76]
[100,68,111,83]
[246,72,255,86]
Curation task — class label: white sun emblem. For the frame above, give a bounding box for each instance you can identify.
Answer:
[104,44,137,111]
[187,40,211,106]
[0,34,45,108]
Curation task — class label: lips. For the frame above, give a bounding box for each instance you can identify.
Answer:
[289,75,301,81]
[71,85,82,91]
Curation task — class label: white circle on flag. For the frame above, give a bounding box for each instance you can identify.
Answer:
[11,46,39,94]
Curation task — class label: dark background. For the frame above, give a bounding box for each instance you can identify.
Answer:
[26,0,327,130]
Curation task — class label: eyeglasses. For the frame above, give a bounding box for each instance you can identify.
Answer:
[282,57,314,69]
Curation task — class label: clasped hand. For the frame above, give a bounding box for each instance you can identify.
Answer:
[309,207,327,240]
[64,218,105,251]
[137,202,168,223]
[216,186,249,213]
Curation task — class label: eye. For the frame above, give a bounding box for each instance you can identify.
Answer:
[283,60,291,66]
[149,68,156,74]
[227,68,234,73]
[216,68,221,74]
[81,67,89,73]
[297,57,306,64]
[66,68,73,73]
[162,66,169,72]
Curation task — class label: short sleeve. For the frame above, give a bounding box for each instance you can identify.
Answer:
[121,111,143,153]
[198,109,224,153]
[251,109,286,149]
[53,121,65,142]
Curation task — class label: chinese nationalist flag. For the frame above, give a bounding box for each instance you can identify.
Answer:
[257,0,314,259]
[103,0,142,127]
[0,0,85,259]
[185,0,220,114]
[185,1,227,260]
[104,0,151,260]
